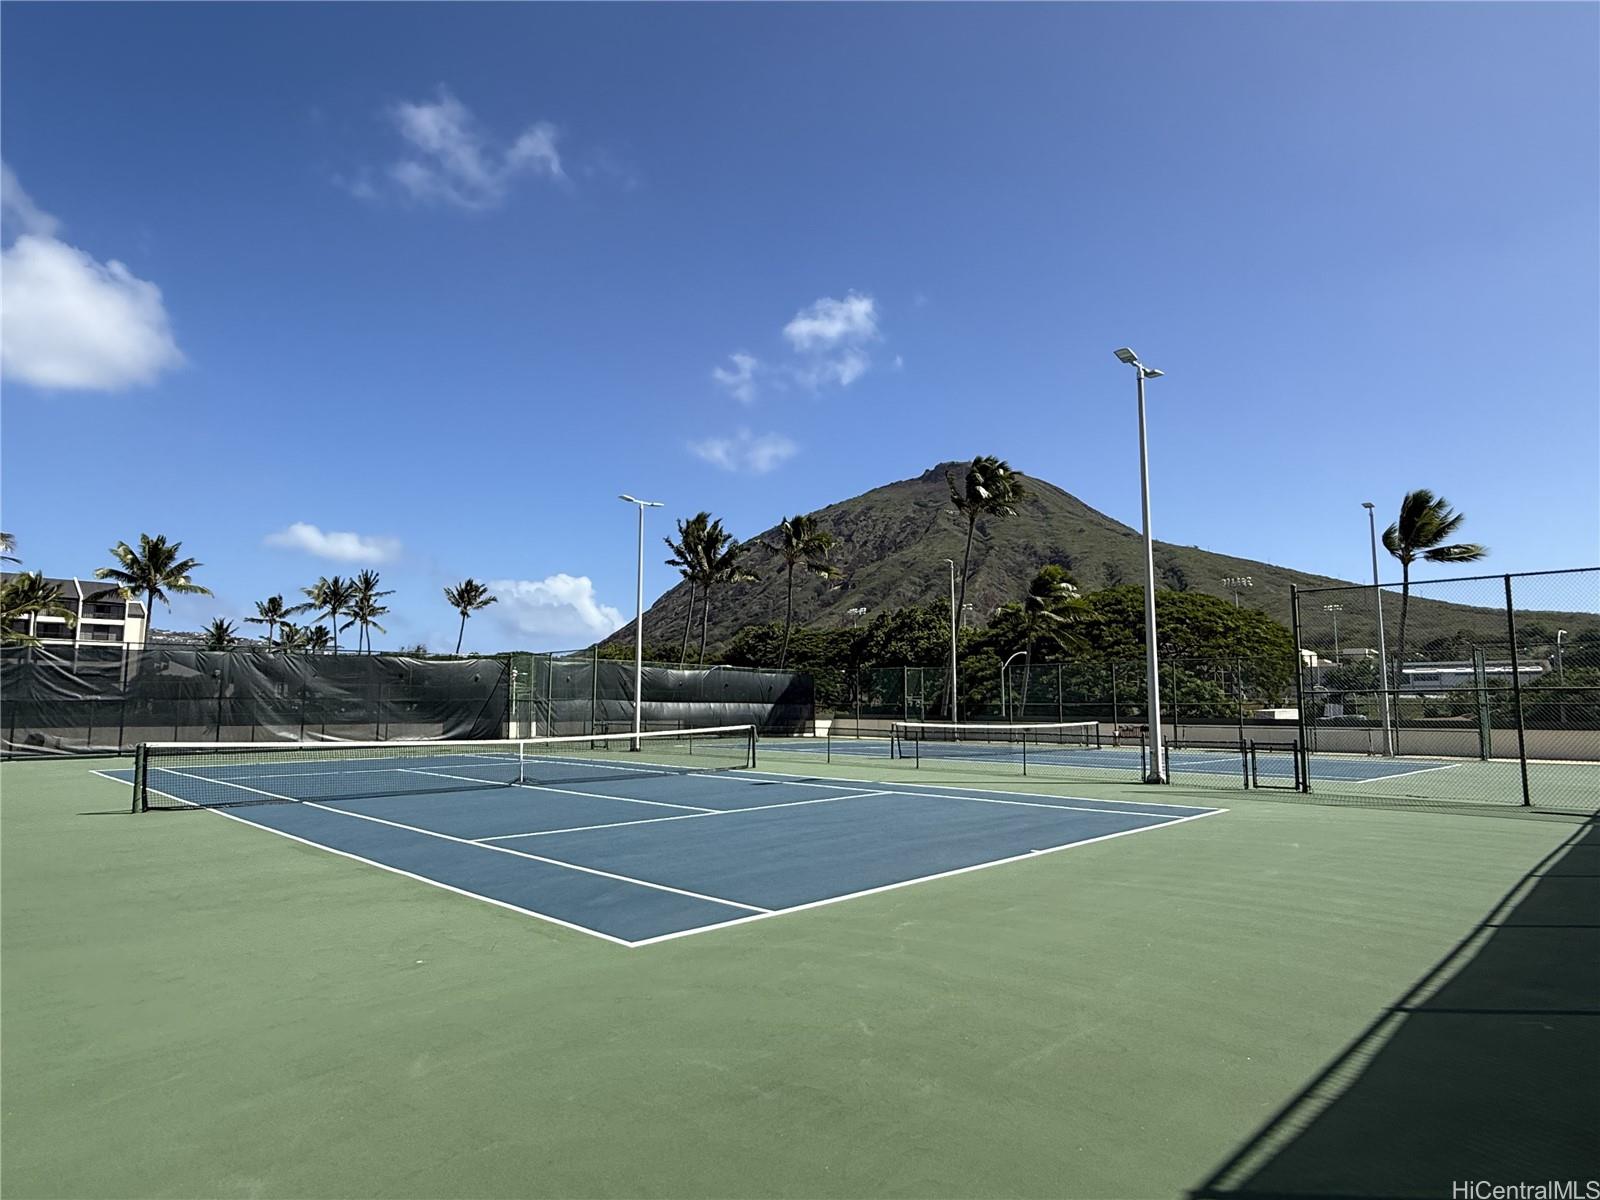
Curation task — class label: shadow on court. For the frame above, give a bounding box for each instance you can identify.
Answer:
[1190,819,1600,1200]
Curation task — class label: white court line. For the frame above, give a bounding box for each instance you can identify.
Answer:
[90,770,636,948]
[734,762,1221,813]
[396,767,716,813]
[1317,762,1462,785]
[478,791,892,842]
[144,767,770,915]
[627,807,1228,948]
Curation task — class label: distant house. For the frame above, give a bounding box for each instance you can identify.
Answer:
[2,575,149,652]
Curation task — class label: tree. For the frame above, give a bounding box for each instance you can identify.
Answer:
[201,618,238,650]
[1382,490,1488,673]
[1015,566,1089,716]
[443,579,496,655]
[947,456,1026,630]
[273,621,309,654]
[664,512,712,667]
[94,533,212,636]
[346,570,394,653]
[0,573,76,647]
[244,595,290,648]
[695,519,757,665]
[765,514,840,668]
[304,624,331,654]
[1,532,18,564]
[292,576,357,654]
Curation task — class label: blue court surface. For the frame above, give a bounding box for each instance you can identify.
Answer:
[99,753,1222,947]
[760,736,1459,783]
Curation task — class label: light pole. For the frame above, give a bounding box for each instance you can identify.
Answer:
[1362,501,1394,756]
[1557,629,1568,728]
[1323,603,1344,659]
[944,558,959,724]
[1001,649,1027,721]
[619,494,663,748]
[1222,576,1253,608]
[1115,346,1167,783]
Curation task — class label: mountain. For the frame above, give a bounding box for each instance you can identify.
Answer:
[620,462,1594,658]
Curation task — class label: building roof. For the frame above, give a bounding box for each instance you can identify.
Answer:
[0,574,147,613]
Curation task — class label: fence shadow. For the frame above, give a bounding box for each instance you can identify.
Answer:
[1190,819,1600,1200]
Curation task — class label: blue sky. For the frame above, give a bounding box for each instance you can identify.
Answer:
[3,3,1596,652]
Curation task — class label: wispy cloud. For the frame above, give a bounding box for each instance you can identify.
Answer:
[360,88,564,211]
[711,352,760,404]
[688,429,798,474]
[1,164,183,392]
[709,291,885,405]
[264,522,401,564]
[782,292,879,352]
[488,574,625,642]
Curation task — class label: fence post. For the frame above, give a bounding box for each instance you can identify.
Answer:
[1111,663,1120,733]
[1290,585,1312,793]
[590,645,599,735]
[1056,663,1064,724]
[1471,647,1490,761]
[1503,575,1532,807]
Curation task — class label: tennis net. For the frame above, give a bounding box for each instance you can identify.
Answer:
[131,725,758,812]
[890,720,1105,776]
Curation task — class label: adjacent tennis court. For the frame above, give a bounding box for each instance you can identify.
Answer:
[100,727,1221,946]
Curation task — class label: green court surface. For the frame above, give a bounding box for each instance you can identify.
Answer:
[3,755,1594,1199]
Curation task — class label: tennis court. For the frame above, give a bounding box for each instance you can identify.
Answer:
[100,727,1220,946]
[761,728,1456,784]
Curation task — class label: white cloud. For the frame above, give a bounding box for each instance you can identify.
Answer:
[264,522,401,564]
[782,292,878,352]
[688,429,798,474]
[372,88,563,210]
[1,165,60,238]
[711,352,760,404]
[488,574,625,642]
[2,235,183,392]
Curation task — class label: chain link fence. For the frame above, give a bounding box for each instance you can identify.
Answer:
[1293,568,1598,813]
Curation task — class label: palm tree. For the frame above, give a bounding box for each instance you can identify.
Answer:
[94,533,212,636]
[244,595,290,648]
[304,624,332,654]
[443,579,496,655]
[1382,490,1489,675]
[765,514,840,668]
[291,576,356,654]
[202,618,238,650]
[1015,565,1088,716]
[664,512,712,667]
[0,573,76,647]
[1,532,18,564]
[348,570,395,653]
[342,593,390,653]
[696,519,757,665]
[948,456,1027,629]
[273,621,309,654]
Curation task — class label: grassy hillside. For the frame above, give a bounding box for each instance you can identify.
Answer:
[624,462,1595,659]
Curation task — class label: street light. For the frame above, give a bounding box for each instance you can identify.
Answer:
[944,558,959,724]
[1000,649,1027,721]
[1222,576,1253,608]
[1323,603,1344,659]
[1362,502,1394,756]
[619,493,663,748]
[1114,346,1167,783]
[1557,629,1569,728]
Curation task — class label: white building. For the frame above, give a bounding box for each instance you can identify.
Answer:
[2,575,149,652]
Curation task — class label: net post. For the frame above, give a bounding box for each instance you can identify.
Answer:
[1021,728,1028,777]
[1239,739,1249,789]
[746,724,756,770]
[132,743,148,813]
[1289,585,1312,794]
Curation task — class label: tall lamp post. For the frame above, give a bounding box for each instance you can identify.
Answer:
[1323,603,1344,659]
[1556,629,1568,728]
[1222,576,1253,608]
[1362,501,1394,756]
[1000,649,1027,721]
[1115,346,1167,783]
[944,558,959,724]
[619,494,663,749]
